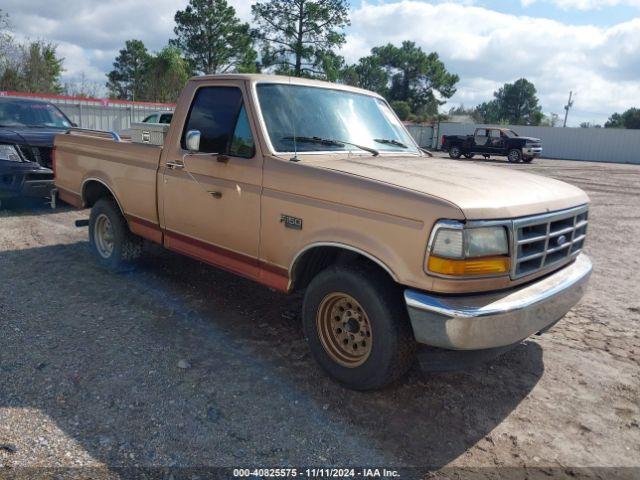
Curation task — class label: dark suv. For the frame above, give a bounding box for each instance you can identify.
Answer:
[0,96,73,205]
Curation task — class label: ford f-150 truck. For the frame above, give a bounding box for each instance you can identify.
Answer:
[442,127,543,163]
[53,75,591,390]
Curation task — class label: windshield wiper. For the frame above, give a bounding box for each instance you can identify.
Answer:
[282,136,379,157]
[373,138,408,148]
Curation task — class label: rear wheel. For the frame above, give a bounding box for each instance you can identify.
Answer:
[302,264,416,390]
[89,198,142,271]
[463,153,475,159]
[449,145,462,159]
[508,148,522,163]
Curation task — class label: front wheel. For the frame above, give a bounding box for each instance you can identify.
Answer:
[508,148,522,163]
[89,198,142,271]
[522,157,534,163]
[463,153,475,159]
[449,146,462,159]
[302,264,416,390]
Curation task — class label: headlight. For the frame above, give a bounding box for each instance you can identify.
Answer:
[0,145,22,162]
[427,221,510,276]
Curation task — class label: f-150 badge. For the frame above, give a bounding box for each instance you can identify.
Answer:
[280,214,302,230]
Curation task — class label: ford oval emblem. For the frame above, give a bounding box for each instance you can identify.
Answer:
[557,235,567,246]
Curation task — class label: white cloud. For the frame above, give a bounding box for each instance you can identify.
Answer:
[1,0,250,85]
[343,1,640,125]
[522,0,640,10]
[3,0,639,124]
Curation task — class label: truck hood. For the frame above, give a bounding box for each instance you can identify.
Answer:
[308,155,589,219]
[0,126,66,147]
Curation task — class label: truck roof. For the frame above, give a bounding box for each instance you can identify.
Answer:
[189,73,383,99]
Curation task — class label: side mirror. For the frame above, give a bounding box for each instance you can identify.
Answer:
[186,130,201,152]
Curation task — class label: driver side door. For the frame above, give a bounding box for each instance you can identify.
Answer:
[160,84,263,280]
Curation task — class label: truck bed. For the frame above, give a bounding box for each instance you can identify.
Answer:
[54,132,163,228]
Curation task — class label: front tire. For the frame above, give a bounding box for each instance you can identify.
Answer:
[89,198,142,271]
[508,148,522,163]
[449,146,462,159]
[302,264,416,390]
[463,153,475,159]
[522,156,534,163]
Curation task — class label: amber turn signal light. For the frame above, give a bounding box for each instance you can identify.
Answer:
[428,255,510,276]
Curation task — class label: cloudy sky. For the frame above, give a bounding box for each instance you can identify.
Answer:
[2,0,640,125]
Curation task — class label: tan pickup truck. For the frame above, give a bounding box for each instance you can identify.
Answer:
[53,74,592,390]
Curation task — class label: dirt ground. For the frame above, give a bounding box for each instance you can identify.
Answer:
[0,157,639,479]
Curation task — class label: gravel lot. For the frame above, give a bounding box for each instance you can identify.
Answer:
[0,157,639,478]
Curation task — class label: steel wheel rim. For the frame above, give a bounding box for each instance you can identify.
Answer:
[94,213,115,259]
[316,293,372,368]
[509,150,520,162]
[451,147,460,156]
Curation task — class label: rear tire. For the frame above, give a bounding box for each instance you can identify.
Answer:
[508,148,522,163]
[89,197,142,271]
[449,146,462,159]
[463,153,475,159]
[302,263,416,390]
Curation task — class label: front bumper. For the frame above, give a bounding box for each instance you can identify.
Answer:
[405,254,592,350]
[0,171,54,199]
[523,146,543,157]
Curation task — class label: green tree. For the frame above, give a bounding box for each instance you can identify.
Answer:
[251,0,350,78]
[1,40,64,93]
[340,56,388,95]
[390,100,411,121]
[144,46,191,103]
[604,112,623,128]
[475,78,543,126]
[369,41,458,118]
[20,41,64,93]
[171,0,256,74]
[605,108,640,129]
[106,40,151,100]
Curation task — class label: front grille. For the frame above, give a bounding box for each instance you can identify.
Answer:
[17,145,53,168]
[512,205,588,279]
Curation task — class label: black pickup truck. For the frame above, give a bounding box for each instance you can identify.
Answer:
[441,127,542,163]
[0,96,74,206]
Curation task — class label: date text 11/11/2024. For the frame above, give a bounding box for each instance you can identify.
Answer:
[233,468,401,477]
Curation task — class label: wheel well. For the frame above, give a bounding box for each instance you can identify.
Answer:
[291,246,395,291]
[83,180,116,208]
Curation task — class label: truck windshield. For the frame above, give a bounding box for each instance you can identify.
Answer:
[0,100,72,128]
[256,83,419,155]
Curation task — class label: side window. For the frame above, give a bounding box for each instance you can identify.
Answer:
[229,105,255,158]
[160,113,172,124]
[143,114,158,123]
[182,87,243,154]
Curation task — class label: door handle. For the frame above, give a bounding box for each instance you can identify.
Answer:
[208,191,223,199]
[166,161,184,170]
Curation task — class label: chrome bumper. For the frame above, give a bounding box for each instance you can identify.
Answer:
[405,254,592,350]
[523,147,543,157]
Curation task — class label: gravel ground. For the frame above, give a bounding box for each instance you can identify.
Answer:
[0,157,639,479]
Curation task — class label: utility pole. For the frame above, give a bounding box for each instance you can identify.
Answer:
[563,91,574,127]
